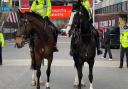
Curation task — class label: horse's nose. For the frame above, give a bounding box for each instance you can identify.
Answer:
[15,43,22,48]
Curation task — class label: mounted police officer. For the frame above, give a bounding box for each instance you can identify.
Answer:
[30,0,58,52]
[70,0,102,56]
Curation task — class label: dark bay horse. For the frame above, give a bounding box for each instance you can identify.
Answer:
[15,10,56,89]
[69,2,97,89]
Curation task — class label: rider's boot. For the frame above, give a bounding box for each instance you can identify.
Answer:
[92,27,102,55]
[46,18,59,52]
[53,28,59,52]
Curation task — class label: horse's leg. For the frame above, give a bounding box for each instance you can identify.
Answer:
[46,56,53,89]
[75,62,83,89]
[36,56,42,89]
[30,50,37,86]
[74,68,85,87]
[32,70,36,86]
[87,60,94,89]
[78,64,83,89]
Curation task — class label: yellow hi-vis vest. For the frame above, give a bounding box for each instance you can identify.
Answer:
[120,31,128,48]
[81,0,91,13]
[0,33,4,47]
[30,0,51,17]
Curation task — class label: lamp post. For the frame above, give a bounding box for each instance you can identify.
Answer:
[92,0,95,26]
[92,0,101,26]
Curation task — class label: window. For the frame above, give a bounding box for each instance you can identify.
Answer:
[122,1,127,12]
[117,3,122,12]
[113,4,118,12]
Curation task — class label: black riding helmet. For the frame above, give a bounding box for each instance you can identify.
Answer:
[35,0,39,4]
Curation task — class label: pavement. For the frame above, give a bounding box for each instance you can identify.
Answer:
[0,36,128,89]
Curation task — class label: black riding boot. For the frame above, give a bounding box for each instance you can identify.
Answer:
[70,36,74,56]
[92,26,102,55]
[53,29,58,52]
[45,18,59,52]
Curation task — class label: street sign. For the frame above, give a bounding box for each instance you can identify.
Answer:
[0,6,10,12]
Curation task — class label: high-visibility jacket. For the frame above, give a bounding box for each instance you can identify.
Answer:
[81,0,91,13]
[30,0,51,17]
[120,31,128,48]
[0,33,4,47]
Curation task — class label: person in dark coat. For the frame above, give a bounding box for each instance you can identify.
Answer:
[101,28,113,60]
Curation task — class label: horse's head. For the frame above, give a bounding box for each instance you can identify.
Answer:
[15,10,31,48]
[70,3,92,43]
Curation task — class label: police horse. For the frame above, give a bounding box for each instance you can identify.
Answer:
[15,10,57,89]
[69,3,97,89]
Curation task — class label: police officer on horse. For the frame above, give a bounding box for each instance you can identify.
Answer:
[70,0,102,56]
[30,0,58,52]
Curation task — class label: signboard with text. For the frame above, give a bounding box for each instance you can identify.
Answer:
[21,0,29,8]
[50,6,73,19]
[21,6,73,19]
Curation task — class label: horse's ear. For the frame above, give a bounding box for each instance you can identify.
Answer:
[78,0,82,6]
[17,9,23,19]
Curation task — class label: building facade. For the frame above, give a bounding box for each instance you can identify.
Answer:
[95,0,128,28]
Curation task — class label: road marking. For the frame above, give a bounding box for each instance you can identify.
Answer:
[58,42,70,44]
[2,59,122,67]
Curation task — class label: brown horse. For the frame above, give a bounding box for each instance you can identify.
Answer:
[15,10,56,89]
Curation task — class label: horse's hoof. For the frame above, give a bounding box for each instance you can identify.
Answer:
[81,83,86,87]
[81,81,86,87]
[37,86,40,89]
[46,87,50,89]
[40,81,46,86]
[32,80,36,86]
[78,87,81,89]
[74,82,78,87]
[74,85,78,88]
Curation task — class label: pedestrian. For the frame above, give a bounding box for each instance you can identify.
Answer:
[0,32,5,65]
[119,25,128,68]
[101,28,113,60]
[30,0,58,52]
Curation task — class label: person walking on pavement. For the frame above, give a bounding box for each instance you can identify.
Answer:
[119,25,128,68]
[30,0,58,52]
[0,32,5,65]
[101,28,112,60]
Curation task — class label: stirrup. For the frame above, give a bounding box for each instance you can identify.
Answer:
[53,46,58,52]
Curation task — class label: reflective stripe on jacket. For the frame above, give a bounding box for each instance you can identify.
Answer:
[30,0,51,17]
[120,31,128,48]
[0,33,4,47]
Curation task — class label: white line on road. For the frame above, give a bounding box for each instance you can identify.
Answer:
[2,59,122,67]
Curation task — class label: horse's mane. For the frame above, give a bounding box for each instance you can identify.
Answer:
[25,11,44,22]
[24,11,53,42]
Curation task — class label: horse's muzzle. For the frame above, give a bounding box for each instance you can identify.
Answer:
[15,43,24,48]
